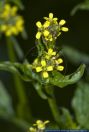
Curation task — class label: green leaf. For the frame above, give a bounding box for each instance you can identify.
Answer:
[49,64,85,88]
[71,0,89,15]
[61,108,78,129]
[72,82,89,129]
[0,62,32,81]
[0,62,43,83]
[62,46,89,64]
[0,81,14,116]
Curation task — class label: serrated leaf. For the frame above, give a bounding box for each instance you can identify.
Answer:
[72,82,89,129]
[49,64,85,88]
[0,81,14,116]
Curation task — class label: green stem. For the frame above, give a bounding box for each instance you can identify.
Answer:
[45,85,61,127]
[6,37,32,121]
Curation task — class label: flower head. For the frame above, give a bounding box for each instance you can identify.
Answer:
[29,120,49,132]
[35,59,53,78]
[0,3,24,36]
[44,13,58,23]
[32,48,64,78]
[35,13,68,42]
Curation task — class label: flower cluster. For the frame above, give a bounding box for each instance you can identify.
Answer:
[0,4,24,36]
[32,48,64,78]
[36,13,68,42]
[29,120,49,132]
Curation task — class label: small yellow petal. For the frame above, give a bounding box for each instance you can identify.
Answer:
[52,52,56,56]
[11,6,18,16]
[43,21,50,28]
[36,67,42,72]
[5,4,11,10]
[59,19,66,25]
[57,66,64,71]
[29,127,36,132]
[53,18,58,21]
[41,60,46,67]
[61,27,69,32]
[45,55,50,59]
[42,72,49,78]
[33,59,38,64]
[48,48,53,54]
[44,120,50,124]
[1,25,7,31]
[11,26,18,35]
[49,13,53,19]
[49,38,53,41]
[43,30,49,37]
[16,18,24,27]
[5,30,12,36]
[38,124,45,130]
[36,21,42,28]
[36,120,42,124]
[36,32,41,39]
[57,58,63,64]
[47,66,53,71]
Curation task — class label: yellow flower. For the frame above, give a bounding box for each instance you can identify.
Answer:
[16,17,24,26]
[36,67,42,72]
[11,26,18,35]
[59,19,66,25]
[41,60,46,67]
[61,27,69,32]
[47,66,53,71]
[36,21,42,28]
[0,4,24,36]
[33,58,38,65]
[42,71,48,78]
[56,66,64,71]
[44,13,58,22]
[43,21,50,28]
[49,13,53,19]
[35,120,49,129]
[36,32,41,39]
[48,48,56,56]
[33,58,54,78]
[29,127,36,132]
[29,120,49,131]
[11,6,18,16]
[45,48,56,59]
[1,25,7,31]
[55,58,63,65]
[43,30,49,37]
[1,4,10,18]
[4,4,10,11]
[5,29,12,36]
